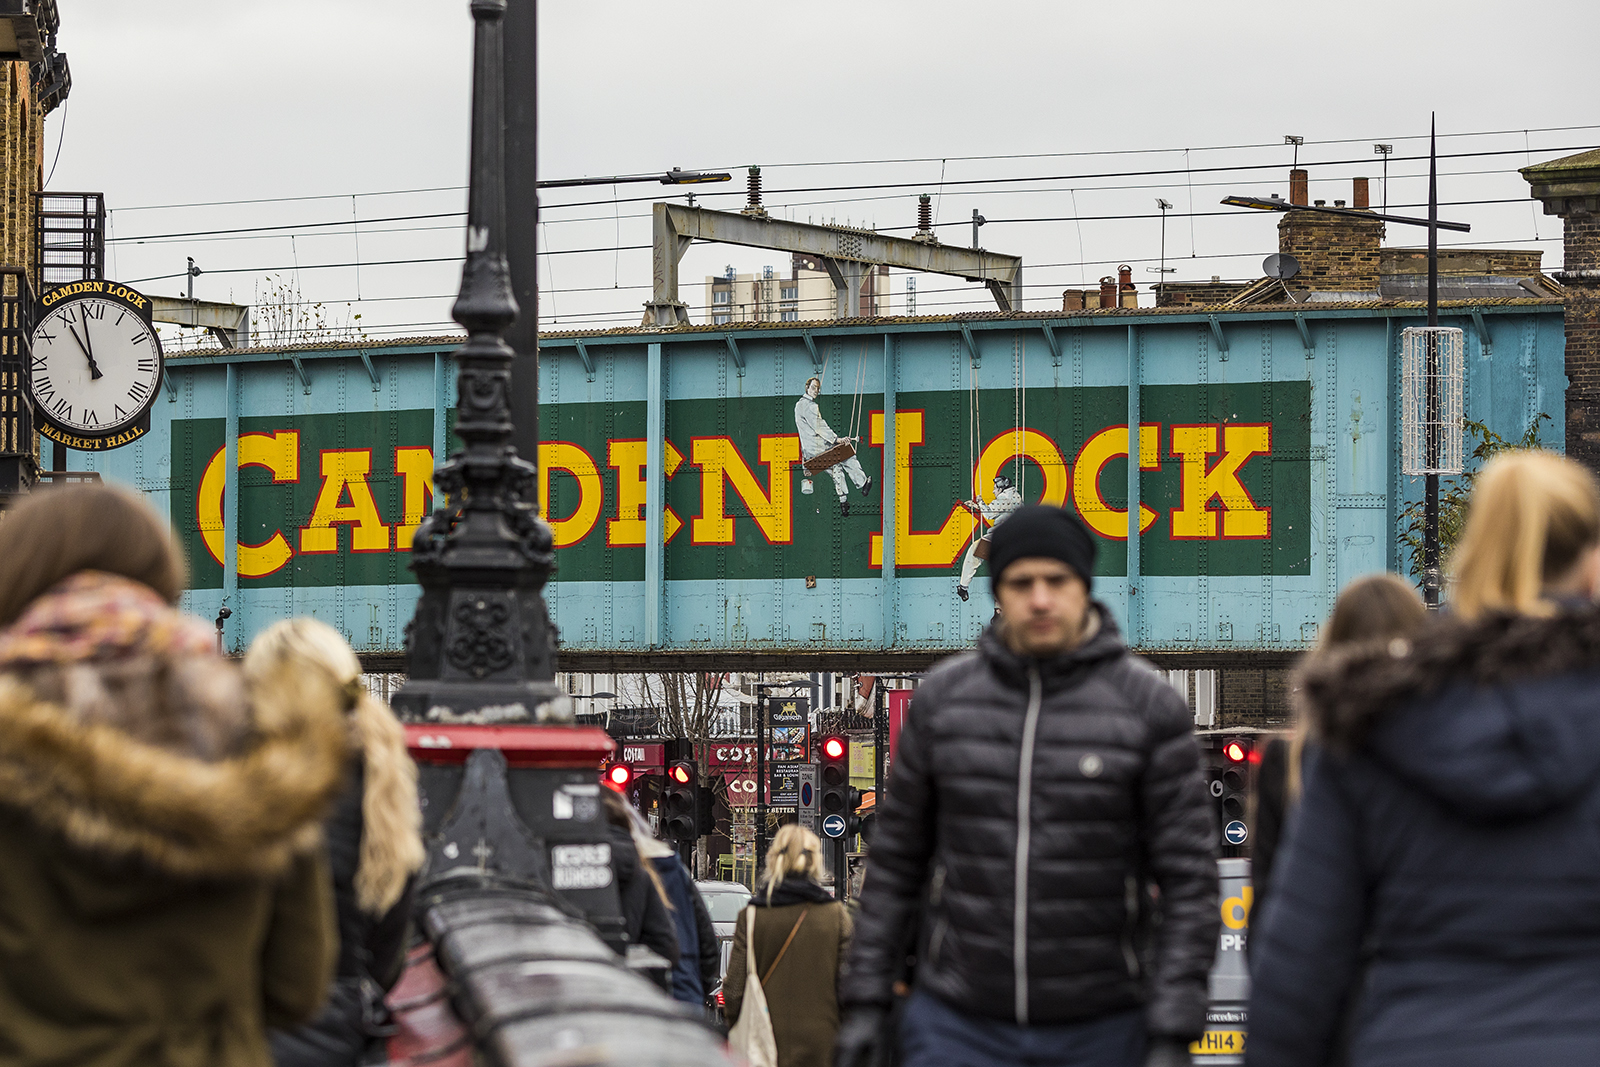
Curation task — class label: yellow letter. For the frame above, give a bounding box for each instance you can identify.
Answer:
[1170,424,1272,539]
[1221,885,1254,930]
[1071,425,1160,540]
[690,435,799,545]
[394,446,434,550]
[197,431,300,577]
[868,411,975,568]
[974,428,1069,505]
[299,449,391,553]
[608,438,649,546]
[538,441,604,549]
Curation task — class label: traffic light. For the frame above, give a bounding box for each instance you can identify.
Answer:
[664,759,699,842]
[602,762,633,791]
[820,735,849,822]
[845,786,864,836]
[1206,737,1254,856]
[695,780,717,837]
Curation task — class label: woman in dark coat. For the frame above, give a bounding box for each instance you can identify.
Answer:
[254,619,426,1067]
[726,825,852,1067]
[1248,451,1600,1067]
[1248,574,1427,936]
[599,787,680,978]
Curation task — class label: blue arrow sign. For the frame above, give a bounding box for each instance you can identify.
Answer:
[822,813,847,839]
[1224,820,1249,846]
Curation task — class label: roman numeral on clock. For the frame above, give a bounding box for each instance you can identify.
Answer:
[50,397,70,421]
[84,303,105,320]
[137,357,156,372]
[129,380,150,403]
[129,332,148,345]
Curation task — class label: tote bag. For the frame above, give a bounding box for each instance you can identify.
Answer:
[727,906,810,1067]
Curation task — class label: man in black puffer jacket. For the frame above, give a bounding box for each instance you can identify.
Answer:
[838,506,1219,1067]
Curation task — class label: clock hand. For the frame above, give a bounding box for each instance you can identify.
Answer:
[66,322,104,381]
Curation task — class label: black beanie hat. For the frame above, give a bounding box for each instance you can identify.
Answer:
[989,505,1097,592]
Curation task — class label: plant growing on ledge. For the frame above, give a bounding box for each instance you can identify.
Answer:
[1400,413,1551,590]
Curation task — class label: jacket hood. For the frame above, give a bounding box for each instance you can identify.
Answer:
[1297,603,1600,820]
[978,601,1126,690]
[0,652,350,879]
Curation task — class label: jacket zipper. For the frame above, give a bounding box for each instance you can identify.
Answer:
[1013,666,1043,1026]
[928,916,949,969]
[1122,874,1141,978]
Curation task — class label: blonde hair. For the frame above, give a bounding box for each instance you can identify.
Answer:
[244,619,424,914]
[1450,451,1600,620]
[763,824,825,903]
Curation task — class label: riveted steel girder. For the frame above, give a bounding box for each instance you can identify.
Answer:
[643,202,1023,326]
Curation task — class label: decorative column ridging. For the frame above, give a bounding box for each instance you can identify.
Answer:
[393,0,566,723]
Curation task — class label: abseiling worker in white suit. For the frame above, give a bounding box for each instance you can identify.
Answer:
[956,473,1023,601]
[795,377,872,516]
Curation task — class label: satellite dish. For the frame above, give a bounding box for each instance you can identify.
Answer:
[1263,253,1301,280]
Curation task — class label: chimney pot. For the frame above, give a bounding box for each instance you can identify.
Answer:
[1314,199,1326,207]
[1211,276,1221,284]
[1334,200,1346,208]
[1289,169,1309,206]
[1353,176,1370,210]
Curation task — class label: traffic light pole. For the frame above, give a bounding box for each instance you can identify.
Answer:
[755,690,767,880]
[873,682,885,802]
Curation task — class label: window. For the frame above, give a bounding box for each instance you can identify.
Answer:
[713,290,731,304]
[780,310,799,321]
[713,313,731,325]
[781,286,798,300]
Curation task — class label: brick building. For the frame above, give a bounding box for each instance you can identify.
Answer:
[1,2,69,499]
[1523,149,1600,471]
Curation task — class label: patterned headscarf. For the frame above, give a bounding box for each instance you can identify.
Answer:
[0,570,214,669]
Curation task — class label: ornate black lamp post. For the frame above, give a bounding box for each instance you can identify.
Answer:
[393,0,566,723]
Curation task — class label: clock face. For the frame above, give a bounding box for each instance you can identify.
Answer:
[30,297,162,435]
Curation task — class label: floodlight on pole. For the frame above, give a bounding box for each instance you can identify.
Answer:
[1375,144,1394,213]
[1149,199,1176,282]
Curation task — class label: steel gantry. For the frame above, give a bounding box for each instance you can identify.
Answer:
[642,202,1024,325]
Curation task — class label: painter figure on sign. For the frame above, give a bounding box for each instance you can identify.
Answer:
[956,474,1022,601]
[795,377,872,517]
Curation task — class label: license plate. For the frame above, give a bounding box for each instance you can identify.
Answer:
[1189,1030,1246,1055]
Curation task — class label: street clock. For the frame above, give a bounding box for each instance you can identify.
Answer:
[28,281,163,450]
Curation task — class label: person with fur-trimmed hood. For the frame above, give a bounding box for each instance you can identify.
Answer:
[256,620,426,1067]
[0,484,349,1067]
[1248,451,1600,1067]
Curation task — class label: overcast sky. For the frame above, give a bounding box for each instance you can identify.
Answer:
[44,0,1600,347]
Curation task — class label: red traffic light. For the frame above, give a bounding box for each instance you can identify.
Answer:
[669,762,693,785]
[604,763,632,789]
[822,736,846,761]
[1223,740,1249,764]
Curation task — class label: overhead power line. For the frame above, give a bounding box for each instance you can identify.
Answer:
[109,124,1600,215]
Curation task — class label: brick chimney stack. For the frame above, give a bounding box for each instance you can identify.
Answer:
[1276,170,1384,295]
[1353,177,1370,210]
[1523,148,1600,471]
